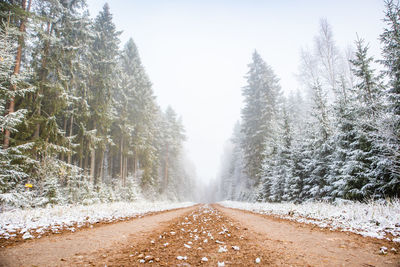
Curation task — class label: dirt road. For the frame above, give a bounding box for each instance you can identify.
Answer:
[0,204,399,266]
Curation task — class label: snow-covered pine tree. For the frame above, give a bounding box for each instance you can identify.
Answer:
[327,76,355,200]
[299,47,332,200]
[377,0,400,197]
[113,38,140,186]
[241,51,281,198]
[88,3,120,184]
[0,15,35,194]
[56,3,93,170]
[1,0,32,149]
[159,106,186,197]
[273,102,292,202]
[341,38,383,200]
[284,91,307,202]
[123,41,159,190]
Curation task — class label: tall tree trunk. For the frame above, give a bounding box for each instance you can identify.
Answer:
[164,144,169,190]
[120,137,123,180]
[3,0,31,148]
[109,152,113,183]
[84,150,88,174]
[33,20,52,139]
[67,115,73,164]
[79,153,83,169]
[124,156,128,187]
[60,117,67,161]
[133,151,137,178]
[99,149,104,183]
[90,148,95,183]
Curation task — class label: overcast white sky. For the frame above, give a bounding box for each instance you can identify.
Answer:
[86,0,385,185]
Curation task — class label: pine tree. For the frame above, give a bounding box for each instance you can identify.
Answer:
[241,51,281,191]
[1,0,32,149]
[328,77,355,200]
[88,3,120,183]
[338,38,383,200]
[0,19,34,192]
[125,43,159,189]
[378,0,400,197]
[275,103,292,202]
[298,21,343,200]
[283,92,307,202]
[113,38,139,186]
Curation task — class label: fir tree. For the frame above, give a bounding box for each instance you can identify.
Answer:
[378,0,400,197]
[88,3,120,183]
[0,15,34,193]
[241,51,281,189]
[340,38,383,199]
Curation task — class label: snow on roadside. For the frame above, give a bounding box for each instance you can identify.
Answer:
[219,200,400,242]
[0,201,195,240]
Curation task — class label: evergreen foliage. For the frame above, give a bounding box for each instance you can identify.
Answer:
[0,1,196,209]
[217,9,400,203]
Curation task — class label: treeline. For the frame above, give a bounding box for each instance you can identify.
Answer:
[217,1,400,203]
[0,0,196,208]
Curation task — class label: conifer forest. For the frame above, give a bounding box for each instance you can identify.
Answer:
[215,5,400,203]
[0,0,399,210]
[0,0,196,208]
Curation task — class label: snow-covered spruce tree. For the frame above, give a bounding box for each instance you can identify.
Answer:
[284,92,308,202]
[159,106,186,198]
[14,0,96,204]
[124,41,159,191]
[64,12,93,175]
[327,76,356,200]
[241,51,281,199]
[23,0,79,158]
[297,20,352,201]
[340,38,384,200]
[112,38,139,186]
[377,0,400,197]
[111,37,160,193]
[299,46,333,200]
[0,17,35,194]
[1,0,32,149]
[56,4,93,170]
[271,103,292,202]
[88,3,120,184]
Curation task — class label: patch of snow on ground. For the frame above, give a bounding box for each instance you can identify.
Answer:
[219,200,400,242]
[0,201,194,240]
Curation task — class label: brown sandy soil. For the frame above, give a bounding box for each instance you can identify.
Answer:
[0,205,197,267]
[216,204,400,267]
[84,204,278,266]
[1,204,399,267]
[0,209,192,249]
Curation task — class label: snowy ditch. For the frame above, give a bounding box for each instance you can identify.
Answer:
[0,201,195,241]
[219,200,400,242]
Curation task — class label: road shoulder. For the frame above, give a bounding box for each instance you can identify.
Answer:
[215,204,400,266]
